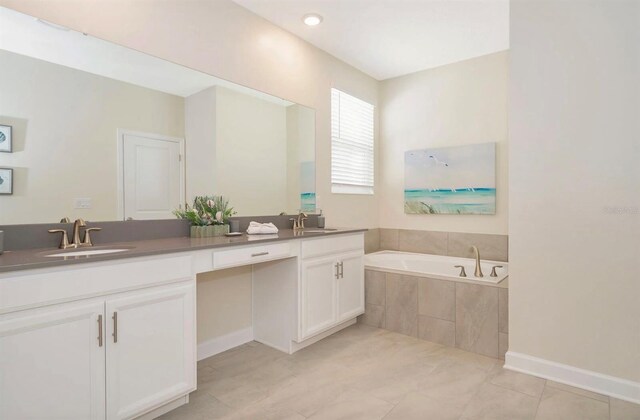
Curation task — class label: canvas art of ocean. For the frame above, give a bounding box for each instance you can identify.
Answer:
[300,192,316,212]
[404,143,496,215]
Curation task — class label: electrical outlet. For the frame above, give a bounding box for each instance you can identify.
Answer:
[74,198,92,209]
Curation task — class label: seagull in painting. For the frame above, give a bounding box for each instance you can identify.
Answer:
[428,155,448,167]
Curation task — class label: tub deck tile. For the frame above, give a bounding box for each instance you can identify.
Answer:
[455,282,499,358]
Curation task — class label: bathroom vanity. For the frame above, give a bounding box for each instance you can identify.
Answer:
[0,7,364,419]
[0,230,365,420]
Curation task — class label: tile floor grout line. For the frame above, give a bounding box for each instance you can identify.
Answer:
[457,364,497,419]
[546,381,611,404]
[531,379,547,420]
[488,379,543,400]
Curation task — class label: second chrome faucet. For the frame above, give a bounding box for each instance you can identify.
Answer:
[289,212,308,230]
[49,218,102,249]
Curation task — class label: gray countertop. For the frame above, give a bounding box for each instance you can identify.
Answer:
[0,228,366,274]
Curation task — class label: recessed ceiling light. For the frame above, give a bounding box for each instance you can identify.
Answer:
[303,13,323,26]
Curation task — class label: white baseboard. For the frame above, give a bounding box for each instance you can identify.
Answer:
[289,318,357,353]
[137,395,188,420]
[197,327,254,361]
[505,351,640,404]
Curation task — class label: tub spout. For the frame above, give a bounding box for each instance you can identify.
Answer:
[472,246,483,277]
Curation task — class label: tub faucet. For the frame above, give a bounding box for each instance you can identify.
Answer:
[472,246,483,277]
[490,265,504,277]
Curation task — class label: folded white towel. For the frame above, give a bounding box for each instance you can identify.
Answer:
[246,221,279,235]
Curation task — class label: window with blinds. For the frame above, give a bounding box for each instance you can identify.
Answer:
[331,88,374,195]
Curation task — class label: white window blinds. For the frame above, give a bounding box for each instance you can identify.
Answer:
[331,88,374,195]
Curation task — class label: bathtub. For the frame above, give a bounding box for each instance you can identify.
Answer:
[364,250,508,285]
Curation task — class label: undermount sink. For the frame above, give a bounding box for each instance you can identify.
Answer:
[301,228,339,233]
[45,248,131,257]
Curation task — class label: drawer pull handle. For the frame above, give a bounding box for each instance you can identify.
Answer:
[97,314,103,347]
[335,263,340,279]
[112,312,118,343]
[251,251,269,257]
[339,262,344,279]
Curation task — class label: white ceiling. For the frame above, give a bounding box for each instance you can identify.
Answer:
[233,0,509,80]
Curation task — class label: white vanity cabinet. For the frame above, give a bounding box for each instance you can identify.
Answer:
[105,283,196,420]
[300,255,340,338]
[0,300,107,420]
[0,231,365,419]
[298,234,365,341]
[0,254,196,420]
[336,250,365,322]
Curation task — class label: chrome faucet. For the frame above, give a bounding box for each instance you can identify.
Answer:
[471,246,483,277]
[490,265,504,277]
[454,265,467,277]
[290,212,308,230]
[48,218,101,249]
[297,212,308,229]
[48,228,73,249]
[71,218,87,246]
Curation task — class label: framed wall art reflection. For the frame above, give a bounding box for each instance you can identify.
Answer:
[0,125,12,153]
[0,168,13,195]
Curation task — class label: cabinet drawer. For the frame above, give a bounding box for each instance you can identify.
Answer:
[0,254,192,315]
[301,233,364,260]
[212,242,292,269]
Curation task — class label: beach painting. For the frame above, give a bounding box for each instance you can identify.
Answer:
[404,143,496,215]
[300,161,316,212]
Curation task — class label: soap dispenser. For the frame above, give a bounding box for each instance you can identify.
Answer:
[317,209,325,228]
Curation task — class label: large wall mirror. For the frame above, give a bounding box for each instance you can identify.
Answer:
[0,7,316,225]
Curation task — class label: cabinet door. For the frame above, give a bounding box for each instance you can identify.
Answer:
[0,301,106,420]
[337,251,365,322]
[300,255,338,340]
[105,283,196,420]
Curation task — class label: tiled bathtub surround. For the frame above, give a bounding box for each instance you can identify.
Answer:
[360,269,509,359]
[364,228,380,254]
[377,228,508,262]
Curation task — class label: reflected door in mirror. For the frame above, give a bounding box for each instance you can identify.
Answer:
[121,132,184,220]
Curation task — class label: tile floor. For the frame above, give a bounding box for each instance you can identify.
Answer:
[159,324,640,420]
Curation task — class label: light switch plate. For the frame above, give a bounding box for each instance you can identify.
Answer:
[74,198,92,209]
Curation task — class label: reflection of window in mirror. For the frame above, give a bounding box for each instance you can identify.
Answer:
[330,88,375,195]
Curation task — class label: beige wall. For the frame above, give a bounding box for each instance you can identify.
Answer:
[509,0,639,382]
[196,267,252,344]
[0,0,380,229]
[0,49,184,224]
[185,86,217,201]
[379,51,509,234]
[185,87,313,216]
[215,86,288,216]
[286,104,316,214]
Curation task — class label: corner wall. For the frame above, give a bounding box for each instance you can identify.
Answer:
[509,0,640,388]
